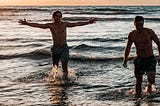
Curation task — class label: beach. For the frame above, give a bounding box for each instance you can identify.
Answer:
[0,6,160,106]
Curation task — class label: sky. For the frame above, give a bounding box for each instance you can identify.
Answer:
[0,0,160,6]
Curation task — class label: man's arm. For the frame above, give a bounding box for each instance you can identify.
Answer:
[151,29,160,65]
[123,33,133,68]
[18,19,49,29]
[66,18,96,27]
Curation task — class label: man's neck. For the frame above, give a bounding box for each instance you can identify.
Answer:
[136,28,143,33]
[55,20,62,24]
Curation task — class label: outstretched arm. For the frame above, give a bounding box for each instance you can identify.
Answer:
[123,33,133,68]
[151,29,160,65]
[67,18,97,27]
[18,19,49,29]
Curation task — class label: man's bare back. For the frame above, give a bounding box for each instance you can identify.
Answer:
[129,28,154,57]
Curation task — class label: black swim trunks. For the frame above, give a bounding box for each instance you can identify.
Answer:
[134,55,157,75]
[51,44,69,62]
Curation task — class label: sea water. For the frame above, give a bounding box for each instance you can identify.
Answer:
[0,6,160,106]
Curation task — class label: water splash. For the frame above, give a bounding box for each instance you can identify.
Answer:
[46,65,77,83]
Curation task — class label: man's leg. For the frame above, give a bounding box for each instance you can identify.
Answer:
[50,54,59,82]
[52,54,59,67]
[62,61,68,73]
[145,71,156,93]
[60,45,69,80]
[53,60,59,67]
[62,61,68,80]
[135,74,143,97]
[51,53,59,79]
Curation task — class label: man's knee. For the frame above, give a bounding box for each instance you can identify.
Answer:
[147,71,155,84]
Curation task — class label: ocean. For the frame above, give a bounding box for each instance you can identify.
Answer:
[0,6,160,106]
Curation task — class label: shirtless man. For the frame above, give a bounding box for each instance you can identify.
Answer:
[18,10,96,79]
[122,16,160,97]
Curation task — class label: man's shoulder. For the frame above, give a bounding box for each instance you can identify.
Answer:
[62,21,70,25]
[128,30,137,41]
[143,27,149,30]
[143,27,155,33]
[129,30,136,35]
[143,27,153,31]
[45,22,53,25]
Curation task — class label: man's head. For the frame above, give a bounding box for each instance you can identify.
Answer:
[52,10,62,22]
[134,16,144,31]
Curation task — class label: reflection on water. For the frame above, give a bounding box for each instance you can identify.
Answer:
[49,83,68,106]
[47,66,77,106]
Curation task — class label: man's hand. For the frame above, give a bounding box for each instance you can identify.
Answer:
[122,59,128,68]
[18,19,27,25]
[89,18,97,24]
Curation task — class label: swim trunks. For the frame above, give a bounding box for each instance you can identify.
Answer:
[134,55,157,75]
[51,44,69,62]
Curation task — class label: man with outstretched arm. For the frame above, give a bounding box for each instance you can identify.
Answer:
[122,16,160,97]
[19,10,96,80]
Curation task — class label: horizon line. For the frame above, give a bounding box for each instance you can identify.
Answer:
[0,5,160,7]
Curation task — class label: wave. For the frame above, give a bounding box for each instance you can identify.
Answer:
[0,38,51,42]
[145,18,160,22]
[0,44,44,48]
[69,54,135,62]
[0,37,125,43]
[0,38,22,41]
[64,11,140,15]
[62,17,160,22]
[72,44,101,49]
[0,49,135,62]
[0,49,51,60]
[70,44,124,52]
[94,6,160,13]
[68,38,125,42]
[93,7,129,12]
[91,38,125,42]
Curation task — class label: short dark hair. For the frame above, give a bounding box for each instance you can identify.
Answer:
[52,10,62,18]
[134,16,144,22]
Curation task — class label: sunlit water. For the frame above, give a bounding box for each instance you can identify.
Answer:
[0,6,160,106]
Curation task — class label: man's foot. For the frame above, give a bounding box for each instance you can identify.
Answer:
[144,84,157,94]
[144,85,152,94]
